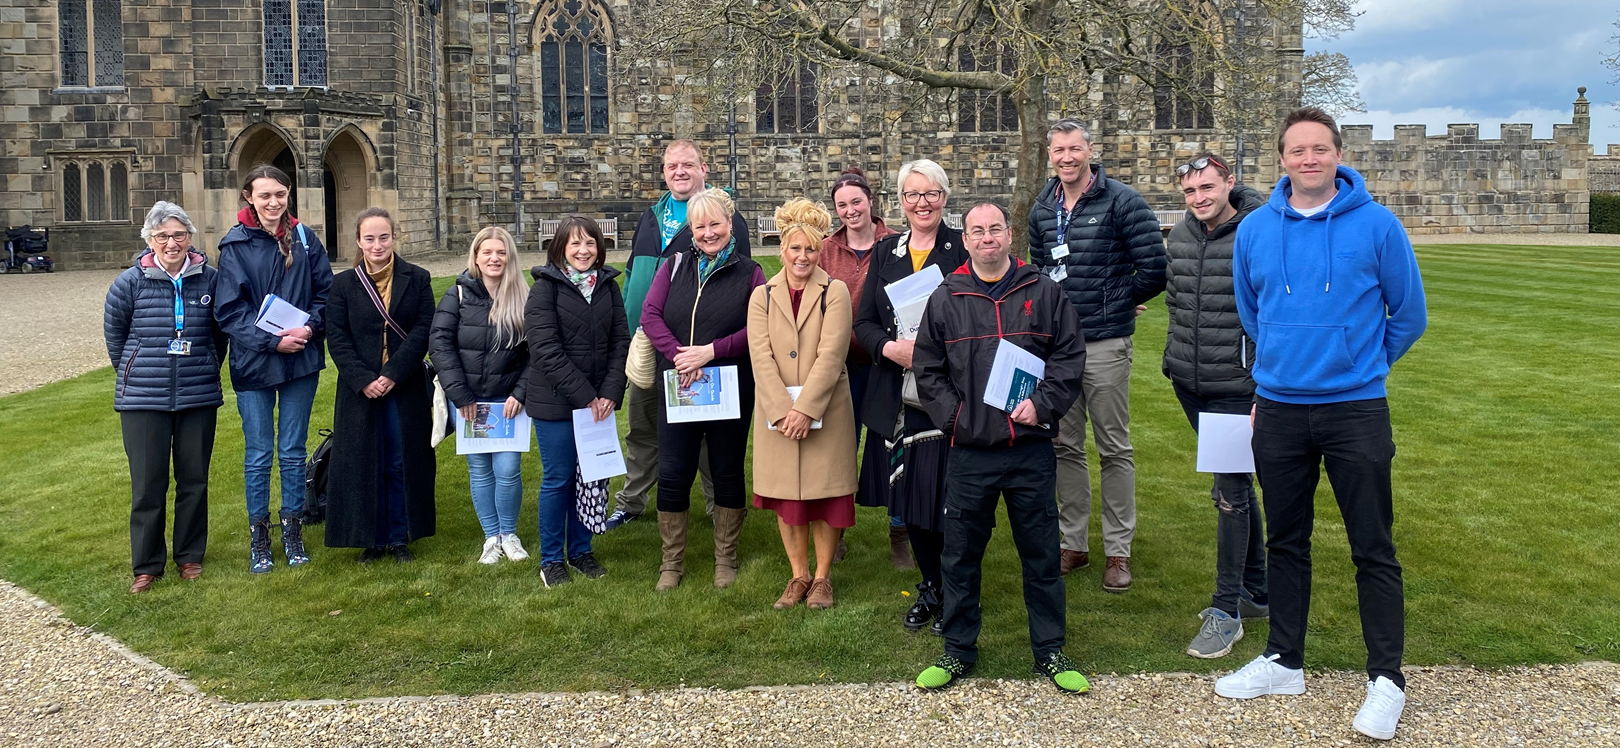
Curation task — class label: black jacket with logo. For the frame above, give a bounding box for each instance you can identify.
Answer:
[912,260,1087,448]
[1162,184,1266,398]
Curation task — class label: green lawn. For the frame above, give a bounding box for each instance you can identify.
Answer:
[1,245,1616,701]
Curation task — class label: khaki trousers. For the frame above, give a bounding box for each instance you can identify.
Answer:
[618,383,714,515]
[1054,336,1136,557]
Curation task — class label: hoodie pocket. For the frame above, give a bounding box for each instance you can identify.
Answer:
[1257,322,1353,386]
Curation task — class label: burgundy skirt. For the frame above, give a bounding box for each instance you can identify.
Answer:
[753,494,856,528]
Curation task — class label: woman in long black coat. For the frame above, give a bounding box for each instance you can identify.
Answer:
[324,208,438,561]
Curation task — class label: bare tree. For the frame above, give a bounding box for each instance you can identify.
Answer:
[622,1,1356,253]
[1302,51,1366,117]
[1607,14,1620,116]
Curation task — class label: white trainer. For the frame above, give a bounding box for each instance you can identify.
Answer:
[500,533,529,562]
[478,536,503,565]
[1214,654,1307,699]
[1352,676,1406,740]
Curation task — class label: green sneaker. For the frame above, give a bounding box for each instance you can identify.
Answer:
[1034,651,1090,693]
[916,654,975,691]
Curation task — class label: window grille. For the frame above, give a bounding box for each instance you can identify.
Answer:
[63,164,83,222]
[534,0,611,134]
[756,64,819,134]
[86,162,106,222]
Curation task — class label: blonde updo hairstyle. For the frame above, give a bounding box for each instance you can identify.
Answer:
[774,198,833,251]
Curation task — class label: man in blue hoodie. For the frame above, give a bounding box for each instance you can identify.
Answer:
[1215,107,1426,743]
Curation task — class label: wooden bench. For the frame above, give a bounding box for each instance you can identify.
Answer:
[944,212,964,230]
[758,216,780,245]
[1154,209,1183,237]
[538,217,619,248]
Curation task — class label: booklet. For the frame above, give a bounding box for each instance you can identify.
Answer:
[573,407,628,482]
[663,365,742,423]
[1196,412,1255,473]
[254,294,310,335]
[453,401,533,455]
[885,265,944,341]
[766,386,824,431]
[982,338,1046,413]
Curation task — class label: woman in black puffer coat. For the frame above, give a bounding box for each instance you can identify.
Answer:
[105,201,228,594]
[429,226,532,565]
[522,215,631,586]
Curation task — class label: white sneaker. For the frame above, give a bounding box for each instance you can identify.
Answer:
[478,536,504,565]
[500,534,529,562]
[1352,676,1406,740]
[1214,654,1307,699]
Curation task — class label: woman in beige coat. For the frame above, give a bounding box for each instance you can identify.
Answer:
[748,199,858,610]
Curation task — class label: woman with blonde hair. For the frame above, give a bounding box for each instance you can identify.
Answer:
[747,198,857,610]
[430,226,533,564]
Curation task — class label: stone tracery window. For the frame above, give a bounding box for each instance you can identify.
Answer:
[755,63,819,134]
[58,0,124,87]
[264,0,328,88]
[1154,36,1213,130]
[957,45,1017,133]
[532,0,611,134]
[59,156,131,223]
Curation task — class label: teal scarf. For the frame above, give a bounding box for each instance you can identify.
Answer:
[696,237,736,284]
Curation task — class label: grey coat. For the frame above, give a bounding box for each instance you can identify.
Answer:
[104,250,228,412]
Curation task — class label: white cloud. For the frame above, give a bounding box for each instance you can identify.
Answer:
[1346,0,1468,37]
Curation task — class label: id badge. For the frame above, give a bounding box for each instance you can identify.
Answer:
[1050,245,1070,260]
[1048,264,1068,282]
[167,339,192,356]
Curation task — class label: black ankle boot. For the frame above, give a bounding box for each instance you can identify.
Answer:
[903,581,942,631]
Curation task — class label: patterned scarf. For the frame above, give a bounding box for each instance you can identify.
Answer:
[563,264,598,301]
[697,236,736,284]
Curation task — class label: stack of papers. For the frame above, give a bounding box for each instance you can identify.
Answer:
[254,294,310,335]
[982,338,1046,413]
[885,265,944,341]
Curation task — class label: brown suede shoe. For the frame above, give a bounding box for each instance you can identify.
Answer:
[1060,549,1089,575]
[774,577,812,610]
[1102,556,1132,593]
[129,574,158,594]
[889,525,915,569]
[179,563,203,581]
[806,578,835,610]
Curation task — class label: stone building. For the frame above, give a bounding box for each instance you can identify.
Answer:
[1592,145,1620,195]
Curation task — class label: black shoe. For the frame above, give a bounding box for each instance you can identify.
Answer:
[388,544,414,563]
[280,517,311,566]
[903,581,942,631]
[249,520,274,574]
[540,562,572,588]
[930,616,945,637]
[603,510,641,531]
[1033,651,1091,693]
[568,552,607,579]
[357,548,387,564]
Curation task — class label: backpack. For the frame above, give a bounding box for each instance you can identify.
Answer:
[300,428,335,524]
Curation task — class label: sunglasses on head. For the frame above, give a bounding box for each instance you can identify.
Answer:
[1176,155,1228,176]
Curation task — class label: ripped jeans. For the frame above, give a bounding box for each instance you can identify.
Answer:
[1174,384,1268,616]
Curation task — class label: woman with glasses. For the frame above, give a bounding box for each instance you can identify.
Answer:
[106,202,228,593]
[853,159,968,634]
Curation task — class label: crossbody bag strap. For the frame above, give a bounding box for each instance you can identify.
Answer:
[355,269,409,339]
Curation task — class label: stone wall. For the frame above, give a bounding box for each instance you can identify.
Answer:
[1592,145,1620,195]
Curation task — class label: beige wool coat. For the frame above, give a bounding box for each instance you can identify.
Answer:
[747,267,859,501]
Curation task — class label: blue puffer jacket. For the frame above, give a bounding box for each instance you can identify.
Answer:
[213,218,332,391]
[104,250,228,411]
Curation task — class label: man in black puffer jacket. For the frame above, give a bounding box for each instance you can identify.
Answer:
[1027,118,1167,592]
[1163,153,1269,661]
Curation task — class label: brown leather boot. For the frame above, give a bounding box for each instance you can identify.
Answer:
[711,506,746,588]
[1060,549,1089,575]
[889,525,915,569]
[1103,556,1132,593]
[656,511,688,592]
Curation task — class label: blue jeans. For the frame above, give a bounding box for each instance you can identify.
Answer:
[467,451,524,537]
[534,417,591,565]
[236,372,320,524]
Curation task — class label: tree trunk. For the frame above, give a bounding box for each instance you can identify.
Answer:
[1009,74,1048,260]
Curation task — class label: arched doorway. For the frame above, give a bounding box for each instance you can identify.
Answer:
[323,128,372,263]
[235,126,299,220]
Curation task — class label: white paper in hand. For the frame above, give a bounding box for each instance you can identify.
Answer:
[1196,412,1255,473]
[982,338,1045,413]
[573,408,628,482]
[254,294,310,335]
[885,265,944,341]
[767,386,823,431]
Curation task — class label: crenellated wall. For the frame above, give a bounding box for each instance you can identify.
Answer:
[1592,144,1620,195]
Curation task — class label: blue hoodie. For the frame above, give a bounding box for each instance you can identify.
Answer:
[1233,165,1426,404]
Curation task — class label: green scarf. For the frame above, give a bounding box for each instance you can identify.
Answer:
[562,264,598,301]
[696,237,736,284]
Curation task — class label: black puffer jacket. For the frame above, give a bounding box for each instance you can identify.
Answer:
[104,250,228,411]
[521,264,632,421]
[1026,165,1168,341]
[1162,185,1265,398]
[912,260,1087,447]
[429,272,530,408]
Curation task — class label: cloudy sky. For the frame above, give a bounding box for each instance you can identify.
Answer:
[1310,0,1620,149]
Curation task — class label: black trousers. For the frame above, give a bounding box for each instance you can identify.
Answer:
[1174,384,1267,615]
[1254,396,1404,688]
[940,440,1066,663]
[656,407,751,513]
[121,408,217,576]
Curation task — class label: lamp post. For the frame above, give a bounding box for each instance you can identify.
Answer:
[506,1,524,243]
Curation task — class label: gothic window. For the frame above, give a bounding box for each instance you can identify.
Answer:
[264,0,327,88]
[1154,37,1214,130]
[59,157,130,223]
[534,0,611,134]
[957,46,1017,133]
[58,0,123,87]
[755,64,819,134]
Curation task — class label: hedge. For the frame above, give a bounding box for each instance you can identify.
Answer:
[1594,193,1620,234]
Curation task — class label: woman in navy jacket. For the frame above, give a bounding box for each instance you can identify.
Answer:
[213,164,332,574]
[106,202,228,594]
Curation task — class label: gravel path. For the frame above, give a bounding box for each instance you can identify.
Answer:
[2,580,1617,747]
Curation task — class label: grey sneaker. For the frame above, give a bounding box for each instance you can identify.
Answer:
[1187,608,1244,659]
[1239,595,1270,621]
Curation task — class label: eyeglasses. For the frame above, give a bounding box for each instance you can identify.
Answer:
[1175,156,1228,177]
[965,226,1008,240]
[151,232,191,245]
[901,190,945,205]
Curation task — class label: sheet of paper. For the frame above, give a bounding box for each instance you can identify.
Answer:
[573,407,628,482]
[767,386,823,431]
[1196,412,1255,473]
[663,365,742,423]
[254,294,310,335]
[885,265,944,341]
[453,402,533,455]
[982,338,1046,413]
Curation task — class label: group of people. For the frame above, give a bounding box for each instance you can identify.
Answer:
[104,105,1426,740]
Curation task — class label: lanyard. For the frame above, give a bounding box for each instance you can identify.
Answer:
[170,275,185,339]
[1054,184,1073,247]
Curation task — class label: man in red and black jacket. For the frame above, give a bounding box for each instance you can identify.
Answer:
[910,201,1090,693]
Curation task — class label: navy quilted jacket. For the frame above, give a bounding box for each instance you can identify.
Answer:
[104,250,228,411]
